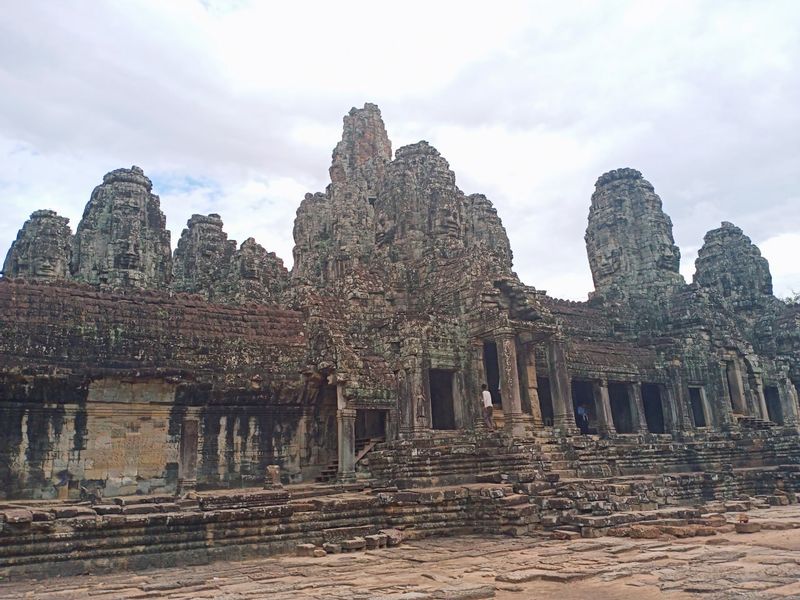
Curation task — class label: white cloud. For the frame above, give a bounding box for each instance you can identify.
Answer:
[760,233,800,299]
[1,0,798,300]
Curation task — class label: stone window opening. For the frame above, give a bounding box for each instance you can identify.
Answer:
[537,376,554,426]
[482,341,502,407]
[688,386,708,428]
[764,386,784,425]
[429,369,456,430]
[608,382,635,433]
[641,383,665,434]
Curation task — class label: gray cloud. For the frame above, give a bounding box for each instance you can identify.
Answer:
[1,0,798,298]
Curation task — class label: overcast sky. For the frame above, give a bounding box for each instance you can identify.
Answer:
[1,0,798,300]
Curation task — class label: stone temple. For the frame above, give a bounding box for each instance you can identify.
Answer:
[1,104,800,578]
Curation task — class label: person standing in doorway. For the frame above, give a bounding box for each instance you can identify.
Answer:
[481,384,494,430]
[576,403,590,434]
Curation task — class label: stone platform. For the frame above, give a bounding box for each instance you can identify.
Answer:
[3,504,800,599]
[2,459,799,580]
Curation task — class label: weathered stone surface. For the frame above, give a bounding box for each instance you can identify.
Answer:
[72,166,172,289]
[2,209,72,280]
[585,168,684,301]
[172,213,236,298]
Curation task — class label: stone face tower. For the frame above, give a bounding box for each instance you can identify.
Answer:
[292,103,392,285]
[2,210,72,281]
[172,213,237,298]
[72,166,172,290]
[585,168,684,300]
[694,221,774,310]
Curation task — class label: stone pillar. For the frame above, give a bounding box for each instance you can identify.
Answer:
[726,360,748,415]
[521,343,543,428]
[471,341,488,430]
[628,382,649,434]
[336,407,357,482]
[496,332,526,437]
[753,377,769,421]
[667,365,693,434]
[779,379,800,427]
[592,379,616,436]
[547,339,577,435]
[717,362,737,429]
[178,418,199,494]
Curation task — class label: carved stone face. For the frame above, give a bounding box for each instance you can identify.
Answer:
[434,203,461,239]
[3,211,72,280]
[114,239,142,270]
[656,240,680,272]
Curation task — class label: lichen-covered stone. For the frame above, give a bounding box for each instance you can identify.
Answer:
[2,210,72,281]
[172,213,236,298]
[695,221,775,310]
[72,166,172,290]
[585,168,684,301]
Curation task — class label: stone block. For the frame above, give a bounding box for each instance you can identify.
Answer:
[551,529,581,540]
[341,537,367,552]
[735,522,761,534]
[2,509,33,524]
[380,528,404,547]
[313,548,327,558]
[322,542,341,554]
[296,543,317,557]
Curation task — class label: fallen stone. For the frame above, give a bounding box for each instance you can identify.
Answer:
[296,543,317,557]
[735,522,762,534]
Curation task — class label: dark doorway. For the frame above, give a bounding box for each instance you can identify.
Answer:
[429,369,456,430]
[689,387,707,427]
[609,383,634,433]
[641,384,665,433]
[571,380,595,433]
[764,386,783,425]
[356,409,386,440]
[537,376,554,426]
[482,341,502,406]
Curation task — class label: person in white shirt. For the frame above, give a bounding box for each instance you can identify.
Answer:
[481,384,494,430]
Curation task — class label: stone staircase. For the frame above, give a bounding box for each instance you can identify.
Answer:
[315,437,384,483]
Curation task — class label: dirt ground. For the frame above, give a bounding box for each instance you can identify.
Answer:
[3,504,800,599]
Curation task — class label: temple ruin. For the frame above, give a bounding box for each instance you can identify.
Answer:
[1,104,799,577]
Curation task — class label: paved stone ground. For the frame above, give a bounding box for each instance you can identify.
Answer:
[3,505,800,599]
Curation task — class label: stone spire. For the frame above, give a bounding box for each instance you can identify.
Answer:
[172,213,236,298]
[292,103,392,285]
[220,238,289,304]
[694,221,775,310]
[375,141,466,262]
[2,210,73,281]
[72,166,172,290]
[585,168,684,301]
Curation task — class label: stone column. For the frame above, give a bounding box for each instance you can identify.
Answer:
[547,339,577,435]
[779,379,800,427]
[178,418,199,494]
[521,343,543,428]
[496,332,526,437]
[753,377,769,421]
[628,382,649,434]
[336,407,357,482]
[716,362,737,429]
[471,341,488,430]
[726,360,748,415]
[666,365,693,434]
[592,379,616,436]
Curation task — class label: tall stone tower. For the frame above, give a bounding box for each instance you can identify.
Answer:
[694,221,776,311]
[2,210,72,281]
[585,168,685,301]
[292,103,392,285]
[72,166,172,290]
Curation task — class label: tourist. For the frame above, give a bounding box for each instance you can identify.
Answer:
[481,384,494,430]
[576,403,590,434]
